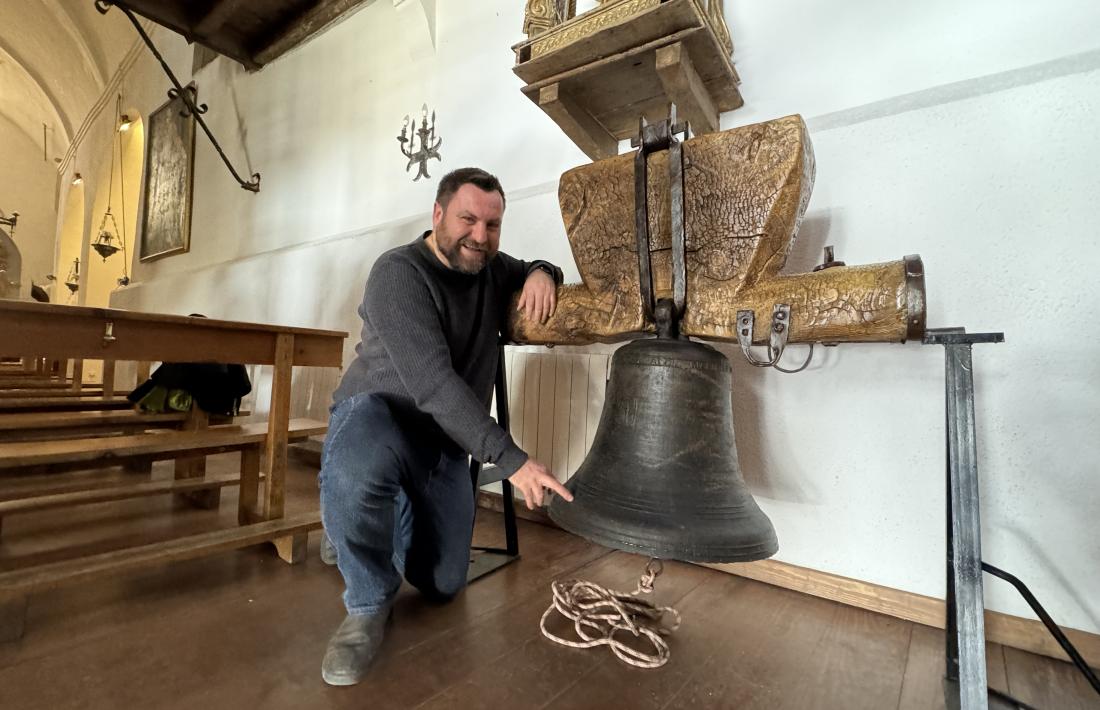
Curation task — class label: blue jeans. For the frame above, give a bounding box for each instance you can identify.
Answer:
[319,393,475,615]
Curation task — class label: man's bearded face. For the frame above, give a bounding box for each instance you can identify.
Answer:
[432,184,503,275]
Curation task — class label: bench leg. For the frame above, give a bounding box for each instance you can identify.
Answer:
[0,594,28,644]
[174,456,221,510]
[123,457,154,475]
[173,405,218,510]
[172,460,220,508]
[238,447,262,526]
[272,534,308,565]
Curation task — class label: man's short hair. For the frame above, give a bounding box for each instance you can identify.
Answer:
[435,168,506,210]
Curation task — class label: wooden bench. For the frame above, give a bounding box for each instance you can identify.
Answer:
[0,388,111,399]
[0,511,324,642]
[0,418,326,532]
[0,301,346,641]
[0,379,90,391]
[0,396,134,414]
[0,410,188,442]
[0,408,253,443]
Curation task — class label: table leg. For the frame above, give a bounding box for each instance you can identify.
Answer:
[101,359,116,399]
[265,334,295,562]
[175,406,218,509]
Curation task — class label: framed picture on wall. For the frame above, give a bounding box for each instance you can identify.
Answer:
[139,86,197,262]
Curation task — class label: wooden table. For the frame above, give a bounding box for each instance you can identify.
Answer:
[0,300,346,561]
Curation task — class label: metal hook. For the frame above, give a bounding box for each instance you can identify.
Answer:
[736,305,792,367]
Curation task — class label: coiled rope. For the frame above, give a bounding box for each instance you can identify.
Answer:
[539,559,681,669]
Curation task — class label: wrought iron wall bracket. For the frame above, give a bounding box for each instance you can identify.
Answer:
[95,1,261,193]
[0,212,17,235]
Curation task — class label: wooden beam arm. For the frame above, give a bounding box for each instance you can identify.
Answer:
[655,41,719,134]
[538,83,618,161]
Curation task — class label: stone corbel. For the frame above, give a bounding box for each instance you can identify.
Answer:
[393,0,437,54]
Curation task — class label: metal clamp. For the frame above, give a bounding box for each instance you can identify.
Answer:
[633,106,689,328]
[736,305,792,367]
[102,321,117,346]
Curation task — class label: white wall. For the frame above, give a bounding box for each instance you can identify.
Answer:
[0,114,56,296]
[97,1,1099,633]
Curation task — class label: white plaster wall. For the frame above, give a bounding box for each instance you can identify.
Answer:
[730,66,1100,633]
[0,115,56,296]
[96,1,1099,632]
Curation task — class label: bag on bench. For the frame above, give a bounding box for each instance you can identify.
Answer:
[129,362,251,417]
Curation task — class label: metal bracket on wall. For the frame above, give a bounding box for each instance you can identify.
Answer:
[95,1,262,193]
[924,327,1100,710]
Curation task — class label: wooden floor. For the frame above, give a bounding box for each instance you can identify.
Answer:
[0,457,1096,710]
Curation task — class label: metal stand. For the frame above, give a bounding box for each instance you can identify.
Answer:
[467,344,520,582]
[926,328,1100,710]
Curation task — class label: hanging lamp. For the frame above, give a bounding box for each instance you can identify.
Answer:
[65,258,80,294]
[92,95,132,288]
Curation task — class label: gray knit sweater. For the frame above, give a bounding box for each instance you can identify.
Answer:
[332,232,562,475]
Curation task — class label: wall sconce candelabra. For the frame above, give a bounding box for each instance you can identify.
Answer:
[0,212,17,239]
[398,104,442,181]
[72,173,84,186]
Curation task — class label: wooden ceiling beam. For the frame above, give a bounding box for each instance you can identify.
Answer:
[251,0,371,66]
[195,0,246,38]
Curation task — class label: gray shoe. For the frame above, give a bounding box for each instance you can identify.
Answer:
[320,533,337,566]
[321,610,391,686]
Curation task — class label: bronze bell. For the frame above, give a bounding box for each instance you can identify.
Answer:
[548,337,779,563]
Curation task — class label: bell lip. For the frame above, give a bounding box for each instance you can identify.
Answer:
[548,499,778,564]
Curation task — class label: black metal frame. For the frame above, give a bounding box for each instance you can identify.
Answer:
[95,1,262,193]
[631,109,688,334]
[466,344,520,582]
[925,328,1100,709]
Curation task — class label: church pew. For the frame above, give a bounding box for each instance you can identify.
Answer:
[0,410,188,442]
[0,511,324,642]
[0,418,326,473]
[0,396,135,414]
[0,388,110,399]
[0,300,345,642]
[0,418,325,534]
[0,408,251,443]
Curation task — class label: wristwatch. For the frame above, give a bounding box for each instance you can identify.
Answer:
[532,263,556,282]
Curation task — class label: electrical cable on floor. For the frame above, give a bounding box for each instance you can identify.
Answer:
[539,558,681,669]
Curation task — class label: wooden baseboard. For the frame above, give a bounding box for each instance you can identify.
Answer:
[476,492,1100,668]
[704,559,1100,669]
